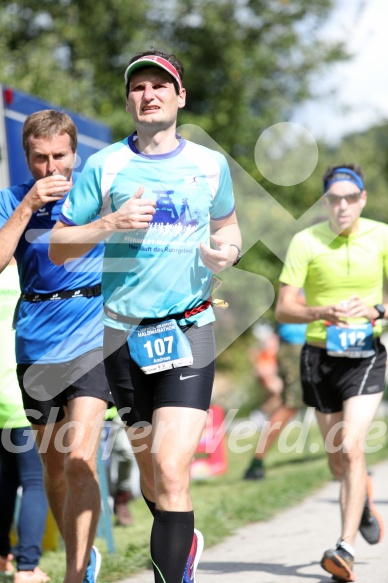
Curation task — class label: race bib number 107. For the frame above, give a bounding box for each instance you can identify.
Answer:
[128,319,193,374]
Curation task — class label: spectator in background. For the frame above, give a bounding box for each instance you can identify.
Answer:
[104,407,138,527]
[0,259,50,583]
[244,319,307,480]
[248,321,283,425]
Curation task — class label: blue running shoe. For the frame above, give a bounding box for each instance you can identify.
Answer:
[182,529,204,583]
[83,546,101,583]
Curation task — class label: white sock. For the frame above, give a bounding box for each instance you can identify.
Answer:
[337,539,355,557]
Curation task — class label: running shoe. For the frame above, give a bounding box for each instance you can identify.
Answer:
[182,529,204,583]
[359,474,384,544]
[321,542,355,582]
[243,458,265,480]
[83,546,101,583]
[114,490,133,527]
[0,554,14,575]
[14,567,50,583]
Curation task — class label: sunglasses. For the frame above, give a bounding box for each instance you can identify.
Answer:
[324,192,362,204]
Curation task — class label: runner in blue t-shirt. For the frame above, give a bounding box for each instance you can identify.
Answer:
[50,49,242,583]
[0,110,110,583]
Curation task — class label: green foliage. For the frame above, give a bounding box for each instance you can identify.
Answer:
[1,0,345,144]
[175,0,346,156]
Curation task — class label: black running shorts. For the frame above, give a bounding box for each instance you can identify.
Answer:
[300,339,386,413]
[103,323,215,426]
[17,348,112,425]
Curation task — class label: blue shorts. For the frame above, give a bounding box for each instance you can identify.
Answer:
[103,323,215,426]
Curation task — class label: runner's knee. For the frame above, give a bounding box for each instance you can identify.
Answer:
[341,441,365,467]
[154,457,190,499]
[64,450,98,483]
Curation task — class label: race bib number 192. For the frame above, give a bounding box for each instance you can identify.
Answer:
[326,322,375,358]
[128,319,193,374]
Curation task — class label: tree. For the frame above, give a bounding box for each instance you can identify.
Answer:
[0,1,151,129]
[169,0,346,160]
[1,0,346,145]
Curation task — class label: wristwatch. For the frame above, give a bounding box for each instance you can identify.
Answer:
[230,244,242,266]
[373,304,385,320]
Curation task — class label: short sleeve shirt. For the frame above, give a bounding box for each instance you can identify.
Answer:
[0,174,105,364]
[60,134,236,330]
[279,218,388,343]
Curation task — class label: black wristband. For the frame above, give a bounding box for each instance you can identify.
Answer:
[230,244,242,266]
[373,304,385,320]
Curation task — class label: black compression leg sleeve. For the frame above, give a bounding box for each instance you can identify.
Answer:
[151,510,194,583]
[142,491,156,516]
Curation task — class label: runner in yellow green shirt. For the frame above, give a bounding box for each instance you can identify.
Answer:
[276,163,386,582]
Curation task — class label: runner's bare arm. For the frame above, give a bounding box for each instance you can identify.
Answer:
[0,176,71,273]
[49,186,155,265]
[198,211,242,273]
[275,283,350,325]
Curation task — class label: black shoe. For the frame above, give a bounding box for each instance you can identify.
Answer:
[243,458,264,480]
[114,490,133,527]
[321,542,355,582]
[359,474,384,544]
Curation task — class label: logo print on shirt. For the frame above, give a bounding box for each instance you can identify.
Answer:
[180,374,199,381]
[184,175,201,187]
[36,206,49,217]
[152,190,199,229]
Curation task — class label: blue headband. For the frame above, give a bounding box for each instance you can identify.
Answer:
[324,168,364,192]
